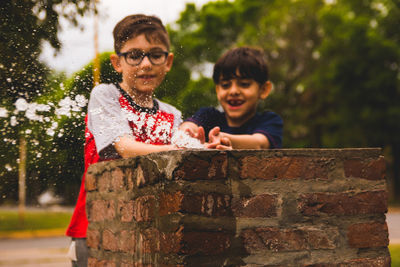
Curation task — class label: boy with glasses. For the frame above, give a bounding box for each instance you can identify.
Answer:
[66,14,182,267]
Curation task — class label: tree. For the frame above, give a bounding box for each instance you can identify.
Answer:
[0,0,95,211]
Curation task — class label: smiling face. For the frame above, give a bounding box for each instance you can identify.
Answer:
[216,74,271,127]
[110,34,173,104]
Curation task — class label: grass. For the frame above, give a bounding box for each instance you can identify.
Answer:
[0,209,72,238]
[391,244,400,267]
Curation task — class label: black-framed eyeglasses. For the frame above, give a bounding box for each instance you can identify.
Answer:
[117,50,169,66]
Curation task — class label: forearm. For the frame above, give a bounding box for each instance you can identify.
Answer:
[221,133,270,149]
[114,135,175,158]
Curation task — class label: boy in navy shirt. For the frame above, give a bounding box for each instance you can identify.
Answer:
[180,47,283,149]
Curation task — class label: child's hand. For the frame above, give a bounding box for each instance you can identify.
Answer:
[179,122,206,143]
[206,127,232,150]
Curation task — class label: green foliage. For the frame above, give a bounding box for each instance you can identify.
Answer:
[0,0,95,102]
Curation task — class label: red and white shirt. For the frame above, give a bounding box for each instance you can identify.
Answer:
[66,83,182,238]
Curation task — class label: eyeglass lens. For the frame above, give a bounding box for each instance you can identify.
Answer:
[125,50,167,66]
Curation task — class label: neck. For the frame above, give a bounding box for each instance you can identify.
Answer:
[120,83,153,108]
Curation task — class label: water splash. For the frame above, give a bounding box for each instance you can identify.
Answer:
[171,130,205,149]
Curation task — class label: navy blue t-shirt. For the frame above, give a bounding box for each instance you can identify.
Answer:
[185,107,283,148]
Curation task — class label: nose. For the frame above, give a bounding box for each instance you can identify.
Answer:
[139,55,152,68]
[228,82,240,95]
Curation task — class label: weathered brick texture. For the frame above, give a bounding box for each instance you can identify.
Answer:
[86,149,390,266]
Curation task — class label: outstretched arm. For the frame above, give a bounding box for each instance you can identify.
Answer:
[221,132,270,149]
[114,135,176,158]
[206,127,270,149]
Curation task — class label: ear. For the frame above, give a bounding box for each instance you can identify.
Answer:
[164,52,174,72]
[259,81,272,100]
[110,53,122,73]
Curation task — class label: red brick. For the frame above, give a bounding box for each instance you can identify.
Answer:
[240,156,332,180]
[136,164,146,188]
[241,227,337,252]
[182,231,231,255]
[208,153,228,179]
[139,228,160,253]
[181,193,231,217]
[159,191,184,216]
[88,257,98,267]
[98,171,111,193]
[111,168,125,191]
[118,200,134,222]
[344,157,386,180]
[119,230,136,253]
[94,260,117,267]
[125,168,134,190]
[160,191,231,217]
[85,172,97,191]
[133,195,156,222]
[135,162,161,187]
[160,226,183,254]
[298,191,388,216]
[161,229,231,256]
[102,229,118,252]
[174,153,228,180]
[347,222,389,248]
[174,158,210,180]
[88,200,116,222]
[232,194,278,218]
[87,229,100,249]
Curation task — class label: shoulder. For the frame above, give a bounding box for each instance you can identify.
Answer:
[90,83,120,100]
[156,99,182,116]
[256,111,283,124]
[194,107,223,117]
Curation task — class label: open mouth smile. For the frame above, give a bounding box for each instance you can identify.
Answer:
[227,99,244,107]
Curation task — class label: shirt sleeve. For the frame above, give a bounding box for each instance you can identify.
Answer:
[87,84,133,153]
[253,112,283,148]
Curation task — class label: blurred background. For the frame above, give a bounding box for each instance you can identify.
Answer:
[0,0,399,210]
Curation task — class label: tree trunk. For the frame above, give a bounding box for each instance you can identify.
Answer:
[18,135,26,225]
[393,141,400,202]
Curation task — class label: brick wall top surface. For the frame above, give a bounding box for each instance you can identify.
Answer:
[87,148,382,177]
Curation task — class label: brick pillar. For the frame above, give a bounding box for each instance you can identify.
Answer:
[86,148,390,266]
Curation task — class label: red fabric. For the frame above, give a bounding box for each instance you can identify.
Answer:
[66,94,175,238]
[66,116,99,238]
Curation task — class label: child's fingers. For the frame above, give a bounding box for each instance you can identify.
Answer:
[216,145,232,150]
[220,137,232,147]
[208,126,220,139]
[196,126,206,144]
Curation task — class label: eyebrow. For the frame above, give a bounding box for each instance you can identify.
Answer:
[125,47,166,53]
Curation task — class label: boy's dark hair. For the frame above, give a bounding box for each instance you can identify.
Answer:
[113,14,170,53]
[212,47,269,85]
